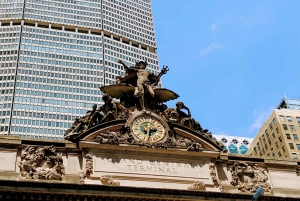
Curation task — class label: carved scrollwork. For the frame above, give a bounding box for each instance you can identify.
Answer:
[209,163,224,192]
[187,181,206,191]
[230,162,271,193]
[79,154,93,184]
[186,139,203,152]
[94,131,120,145]
[100,175,120,186]
[18,145,65,180]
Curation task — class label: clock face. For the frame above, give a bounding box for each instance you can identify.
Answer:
[132,115,166,143]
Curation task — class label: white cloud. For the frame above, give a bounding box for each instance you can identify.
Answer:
[199,42,221,55]
[249,106,274,134]
[210,22,217,32]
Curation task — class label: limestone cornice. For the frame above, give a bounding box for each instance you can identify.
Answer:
[0,179,298,201]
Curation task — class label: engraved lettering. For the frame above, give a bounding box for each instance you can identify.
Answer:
[159,167,164,173]
[173,168,177,173]
[166,168,171,173]
[134,165,138,171]
[140,166,146,171]
[127,165,132,170]
[147,166,152,171]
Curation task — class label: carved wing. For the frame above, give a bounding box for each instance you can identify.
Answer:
[100,84,135,99]
[154,88,180,102]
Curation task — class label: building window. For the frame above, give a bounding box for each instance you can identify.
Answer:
[266,131,269,138]
[275,141,279,148]
[243,140,249,145]
[275,127,279,134]
[239,145,248,154]
[271,148,275,156]
[283,124,288,130]
[265,144,268,150]
[296,117,300,123]
[286,134,291,139]
[292,153,298,159]
[293,134,298,140]
[229,144,238,154]
[273,118,277,124]
[222,145,227,151]
[269,124,273,130]
[282,146,286,152]
[278,136,282,142]
[289,143,294,149]
[272,132,275,139]
[268,139,271,145]
[297,144,300,150]
[232,139,238,144]
[221,138,227,143]
[287,116,292,122]
[278,151,282,157]
[290,125,295,131]
[279,115,284,121]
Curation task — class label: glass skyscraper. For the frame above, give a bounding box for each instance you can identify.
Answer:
[0,0,159,139]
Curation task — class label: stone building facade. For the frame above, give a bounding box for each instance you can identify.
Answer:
[1,134,300,201]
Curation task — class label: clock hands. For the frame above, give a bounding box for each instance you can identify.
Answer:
[143,122,157,142]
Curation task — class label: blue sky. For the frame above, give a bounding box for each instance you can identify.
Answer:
[151,0,300,137]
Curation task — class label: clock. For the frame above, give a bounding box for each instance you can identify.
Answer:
[128,112,169,143]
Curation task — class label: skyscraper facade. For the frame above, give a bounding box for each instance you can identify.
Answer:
[0,0,159,139]
[248,97,300,159]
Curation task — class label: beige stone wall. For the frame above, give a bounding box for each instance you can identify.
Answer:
[1,136,300,198]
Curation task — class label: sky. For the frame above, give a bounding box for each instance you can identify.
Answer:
[151,0,300,138]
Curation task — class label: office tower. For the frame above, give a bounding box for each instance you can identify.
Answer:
[248,96,300,159]
[0,0,159,139]
[213,134,253,155]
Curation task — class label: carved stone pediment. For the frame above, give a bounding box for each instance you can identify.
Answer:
[18,145,65,180]
[65,100,223,152]
[230,162,272,193]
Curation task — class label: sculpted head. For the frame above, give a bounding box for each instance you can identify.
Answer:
[102,93,112,103]
[137,61,147,69]
[176,101,185,109]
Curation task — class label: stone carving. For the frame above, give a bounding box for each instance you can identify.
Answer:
[79,154,93,184]
[64,60,223,152]
[18,145,65,180]
[209,163,224,192]
[100,175,120,186]
[117,60,169,111]
[65,95,125,139]
[186,139,203,152]
[175,137,203,151]
[94,131,120,145]
[230,162,271,193]
[187,181,206,191]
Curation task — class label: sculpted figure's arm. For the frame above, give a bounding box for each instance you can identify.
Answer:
[118,60,129,71]
[183,105,191,117]
[152,65,169,86]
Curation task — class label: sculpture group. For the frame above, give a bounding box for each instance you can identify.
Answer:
[64,60,222,151]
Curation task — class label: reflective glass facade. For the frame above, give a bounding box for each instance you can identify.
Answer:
[0,0,159,139]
